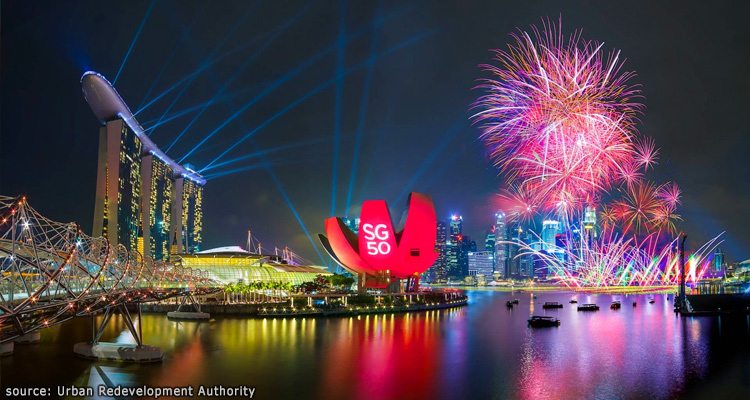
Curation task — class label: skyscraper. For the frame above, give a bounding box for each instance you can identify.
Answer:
[494,211,508,279]
[141,154,173,260]
[171,174,204,254]
[518,227,533,279]
[583,205,597,231]
[508,223,522,278]
[447,215,463,277]
[714,248,724,272]
[485,229,495,252]
[93,119,143,254]
[542,220,560,250]
[428,220,448,282]
[460,236,476,277]
[83,71,205,260]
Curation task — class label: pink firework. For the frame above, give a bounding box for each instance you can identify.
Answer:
[472,18,644,213]
[635,137,660,171]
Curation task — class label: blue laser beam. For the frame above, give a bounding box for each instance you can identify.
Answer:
[114,0,156,85]
[200,136,330,173]
[136,2,208,111]
[331,0,347,217]
[248,138,328,265]
[165,2,310,153]
[199,29,438,170]
[141,87,256,130]
[177,3,417,163]
[418,150,462,193]
[343,2,381,216]
[147,5,261,138]
[137,1,413,118]
[392,121,465,205]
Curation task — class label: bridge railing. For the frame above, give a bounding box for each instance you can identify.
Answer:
[0,195,221,342]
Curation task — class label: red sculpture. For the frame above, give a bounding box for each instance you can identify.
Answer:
[319,193,439,289]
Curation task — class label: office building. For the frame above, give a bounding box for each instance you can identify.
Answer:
[494,211,508,279]
[468,251,494,282]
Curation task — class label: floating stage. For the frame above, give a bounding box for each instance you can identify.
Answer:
[73,342,163,363]
[167,311,211,320]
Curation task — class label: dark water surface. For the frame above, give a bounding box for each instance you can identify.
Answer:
[2,291,750,399]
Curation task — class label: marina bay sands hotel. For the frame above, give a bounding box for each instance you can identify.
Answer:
[81,71,204,261]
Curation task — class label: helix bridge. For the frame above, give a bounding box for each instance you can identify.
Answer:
[0,195,220,352]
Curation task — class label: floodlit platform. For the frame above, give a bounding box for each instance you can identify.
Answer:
[167,311,211,320]
[14,331,41,344]
[73,342,162,363]
[1,342,13,356]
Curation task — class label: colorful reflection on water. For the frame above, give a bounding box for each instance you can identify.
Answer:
[2,291,749,399]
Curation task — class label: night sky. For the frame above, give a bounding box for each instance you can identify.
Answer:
[2,1,749,265]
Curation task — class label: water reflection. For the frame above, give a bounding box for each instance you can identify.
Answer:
[2,292,748,399]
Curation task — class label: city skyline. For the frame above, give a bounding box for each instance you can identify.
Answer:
[2,1,750,265]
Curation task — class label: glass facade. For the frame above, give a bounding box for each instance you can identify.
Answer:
[428,220,448,282]
[105,121,143,254]
[174,253,331,286]
[468,251,494,280]
[182,178,203,253]
[447,215,462,277]
[494,211,508,278]
[148,156,173,260]
[94,118,205,259]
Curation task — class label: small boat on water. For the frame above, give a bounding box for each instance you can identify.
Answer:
[506,301,514,308]
[512,299,520,304]
[533,295,538,299]
[542,302,563,309]
[610,301,621,310]
[578,304,600,311]
[569,299,578,304]
[649,299,656,304]
[528,316,561,327]
[633,301,637,307]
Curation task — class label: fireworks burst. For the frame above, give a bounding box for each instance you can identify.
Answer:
[472,17,644,214]
[472,18,703,287]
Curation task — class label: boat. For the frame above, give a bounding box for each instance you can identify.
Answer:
[577,304,600,311]
[506,301,514,308]
[528,316,560,327]
[649,299,655,304]
[633,301,637,307]
[542,302,563,309]
[610,301,621,309]
[533,295,538,299]
[569,299,578,304]
[512,299,519,304]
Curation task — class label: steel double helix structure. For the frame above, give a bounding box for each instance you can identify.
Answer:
[0,195,219,343]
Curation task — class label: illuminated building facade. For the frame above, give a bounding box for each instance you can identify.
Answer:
[342,217,360,235]
[460,236,476,277]
[93,119,143,254]
[175,247,331,285]
[171,175,203,254]
[494,211,508,278]
[485,229,495,252]
[542,220,560,250]
[468,251,494,282]
[447,215,462,277]
[83,71,205,260]
[428,220,448,282]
